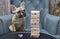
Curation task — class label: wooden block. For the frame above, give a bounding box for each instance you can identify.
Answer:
[31,11,40,38]
[31,25,40,28]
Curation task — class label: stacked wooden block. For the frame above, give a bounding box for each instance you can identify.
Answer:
[31,11,40,38]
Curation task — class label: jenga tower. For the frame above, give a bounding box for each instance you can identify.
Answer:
[31,11,40,38]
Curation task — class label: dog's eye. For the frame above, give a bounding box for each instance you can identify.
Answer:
[23,10,25,11]
[22,11,24,13]
[23,10,25,12]
[17,11,21,13]
[22,10,25,13]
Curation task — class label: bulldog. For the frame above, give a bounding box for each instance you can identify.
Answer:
[9,1,26,32]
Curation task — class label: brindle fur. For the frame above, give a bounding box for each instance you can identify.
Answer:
[9,1,26,32]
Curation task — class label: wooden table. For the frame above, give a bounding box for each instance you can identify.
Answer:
[0,32,56,39]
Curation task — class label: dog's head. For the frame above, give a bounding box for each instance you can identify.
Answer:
[10,1,26,18]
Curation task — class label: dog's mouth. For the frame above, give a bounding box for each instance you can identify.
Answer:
[17,10,26,18]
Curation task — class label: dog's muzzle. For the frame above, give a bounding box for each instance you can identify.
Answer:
[17,10,26,18]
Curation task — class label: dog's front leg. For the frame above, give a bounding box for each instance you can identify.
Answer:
[9,24,16,32]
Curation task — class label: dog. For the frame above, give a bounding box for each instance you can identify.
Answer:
[9,1,26,32]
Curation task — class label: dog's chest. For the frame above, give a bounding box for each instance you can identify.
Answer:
[15,18,25,29]
[16,17,25,24]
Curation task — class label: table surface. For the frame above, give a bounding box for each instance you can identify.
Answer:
[0,32,56,39]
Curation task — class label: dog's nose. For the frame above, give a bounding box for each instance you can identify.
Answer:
[21,12,23,15]
[18,12,23,18]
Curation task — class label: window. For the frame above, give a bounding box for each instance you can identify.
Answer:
[0,0,10,16]
[49,0,60,16]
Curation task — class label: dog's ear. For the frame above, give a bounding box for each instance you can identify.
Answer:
[10,5,17,13]
[20,1,25,10]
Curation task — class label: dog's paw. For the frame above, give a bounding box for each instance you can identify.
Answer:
[9,25,16,32]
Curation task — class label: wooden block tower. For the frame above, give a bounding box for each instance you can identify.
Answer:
[31,11,40,38]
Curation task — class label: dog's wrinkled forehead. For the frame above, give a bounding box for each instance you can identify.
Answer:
[12,7,25,13]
